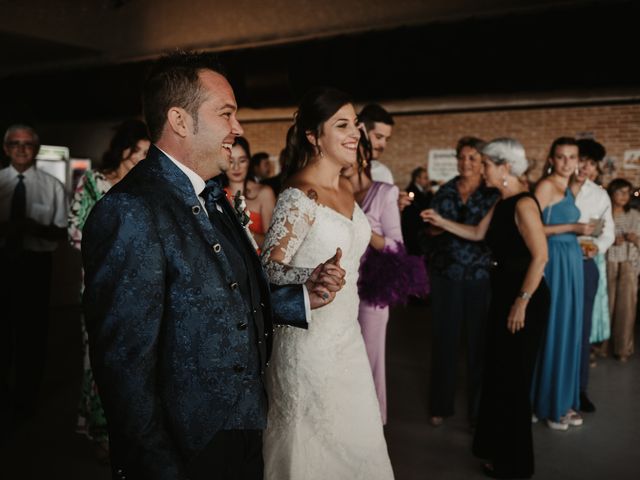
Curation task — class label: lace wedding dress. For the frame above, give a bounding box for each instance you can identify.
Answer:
[262,187,394,480]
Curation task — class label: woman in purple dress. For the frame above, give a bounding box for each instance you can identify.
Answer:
[344,136,428,423]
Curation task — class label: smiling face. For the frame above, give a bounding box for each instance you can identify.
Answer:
[189,70,243,179]
[4,128,39,172]
[549,144,579,179]
[368,122,392,160]
[227,143,250,183]
[576,157,599,183]
[315,103,360,169]
[457,146,484,179]
[481,156,508,188]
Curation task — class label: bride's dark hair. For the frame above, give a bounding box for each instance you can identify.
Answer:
[283,87,353,177]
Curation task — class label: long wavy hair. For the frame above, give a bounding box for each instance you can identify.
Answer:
[101,119,150,173]
[283,87,353,178]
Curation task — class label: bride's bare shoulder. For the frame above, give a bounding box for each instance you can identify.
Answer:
[284,173,319,201]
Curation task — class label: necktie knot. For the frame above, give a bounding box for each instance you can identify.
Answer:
[201,180,226,203]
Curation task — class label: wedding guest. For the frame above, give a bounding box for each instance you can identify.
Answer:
[605,178,640,363]
[422,138,549,479]
[250,151,270,181]
[577,139,612,359]
[68,119,150,458]
[223,137,276,248]
[532,137,592,430]
[359,103,395,184]
[402,167,434,255]
[262,137,290,197]
[261,87,394,479]
[426,136,499,428]
[0,124,67,425]
[345,135,428,424]
[571,138,614,414]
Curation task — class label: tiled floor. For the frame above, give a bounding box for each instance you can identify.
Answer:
[2,303,638,479]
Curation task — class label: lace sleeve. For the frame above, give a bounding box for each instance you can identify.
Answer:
[261,188,317,285]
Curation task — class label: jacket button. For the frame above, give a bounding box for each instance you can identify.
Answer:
[230,282,239,290]
[233,365,245,373]
[192,205,201,215]
[212,243,221,253]
[214,307,222,314]
[237,322,248,330]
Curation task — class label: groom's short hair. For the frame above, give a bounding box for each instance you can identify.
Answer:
[143,50,226,142]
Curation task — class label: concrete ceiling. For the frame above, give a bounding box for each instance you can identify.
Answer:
[0,0,606,75]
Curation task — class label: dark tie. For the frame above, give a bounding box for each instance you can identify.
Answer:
[201,179,240,241]
[7,174,26,251]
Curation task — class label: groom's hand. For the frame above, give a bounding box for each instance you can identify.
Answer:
[306,248,347,309]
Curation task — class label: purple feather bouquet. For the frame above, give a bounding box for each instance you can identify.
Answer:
[357,244,429,308]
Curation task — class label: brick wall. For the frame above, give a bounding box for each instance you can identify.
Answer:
[240,102,640,188]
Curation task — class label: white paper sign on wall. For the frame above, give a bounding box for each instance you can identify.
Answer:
[428,149,458,182]
[623,150,640,170]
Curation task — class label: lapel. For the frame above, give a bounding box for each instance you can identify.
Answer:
[143,146,239,284]
[216,186,272,293]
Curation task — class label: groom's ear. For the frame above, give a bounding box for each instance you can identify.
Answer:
[167,107,192,138]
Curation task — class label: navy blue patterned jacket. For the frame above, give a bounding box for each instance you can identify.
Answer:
[82,146,306,479]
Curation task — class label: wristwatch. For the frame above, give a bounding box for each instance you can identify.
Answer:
[518,291,532,301]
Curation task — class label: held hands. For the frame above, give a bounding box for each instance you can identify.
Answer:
[507,299,527,334]
[305,248,347,309]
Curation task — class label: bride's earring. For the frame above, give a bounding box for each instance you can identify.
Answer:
[502,175,508,188]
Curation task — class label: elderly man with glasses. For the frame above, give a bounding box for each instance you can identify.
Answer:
[0,124,67,430]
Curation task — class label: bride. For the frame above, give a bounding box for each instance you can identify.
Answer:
[261,88,395,479]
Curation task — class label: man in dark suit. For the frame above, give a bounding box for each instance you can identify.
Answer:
[82,51,344,480]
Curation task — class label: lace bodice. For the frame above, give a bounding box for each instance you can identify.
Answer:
[262,187,371,291]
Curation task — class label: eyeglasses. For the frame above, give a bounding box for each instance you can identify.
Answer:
[5,141,37,150]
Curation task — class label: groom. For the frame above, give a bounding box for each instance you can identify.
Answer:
[82,51,345,480]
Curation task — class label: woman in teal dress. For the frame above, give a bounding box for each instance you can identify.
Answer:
[68,119,149,458]
[532,137,593,431]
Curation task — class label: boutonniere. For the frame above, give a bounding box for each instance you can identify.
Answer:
[233,190,259,251]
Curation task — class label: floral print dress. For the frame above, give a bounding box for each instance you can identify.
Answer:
[68,169,112,444]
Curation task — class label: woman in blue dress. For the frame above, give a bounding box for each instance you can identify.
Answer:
[532,137,594,431]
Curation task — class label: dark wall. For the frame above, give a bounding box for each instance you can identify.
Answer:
[1,0,638,132]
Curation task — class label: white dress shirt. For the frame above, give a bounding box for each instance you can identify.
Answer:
[574,179,615,254]
[160,147,312,319]
[370,160,394,184]
[0,164,67,252]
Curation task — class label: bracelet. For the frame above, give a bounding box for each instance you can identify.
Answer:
[518,291,532,301]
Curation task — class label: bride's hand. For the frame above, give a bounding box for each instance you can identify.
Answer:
[306,248,346,309]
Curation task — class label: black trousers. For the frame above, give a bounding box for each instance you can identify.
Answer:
[0,249,52,417]
[187,430,263,480]
[580,258,599,393]
[429,274,491,421]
